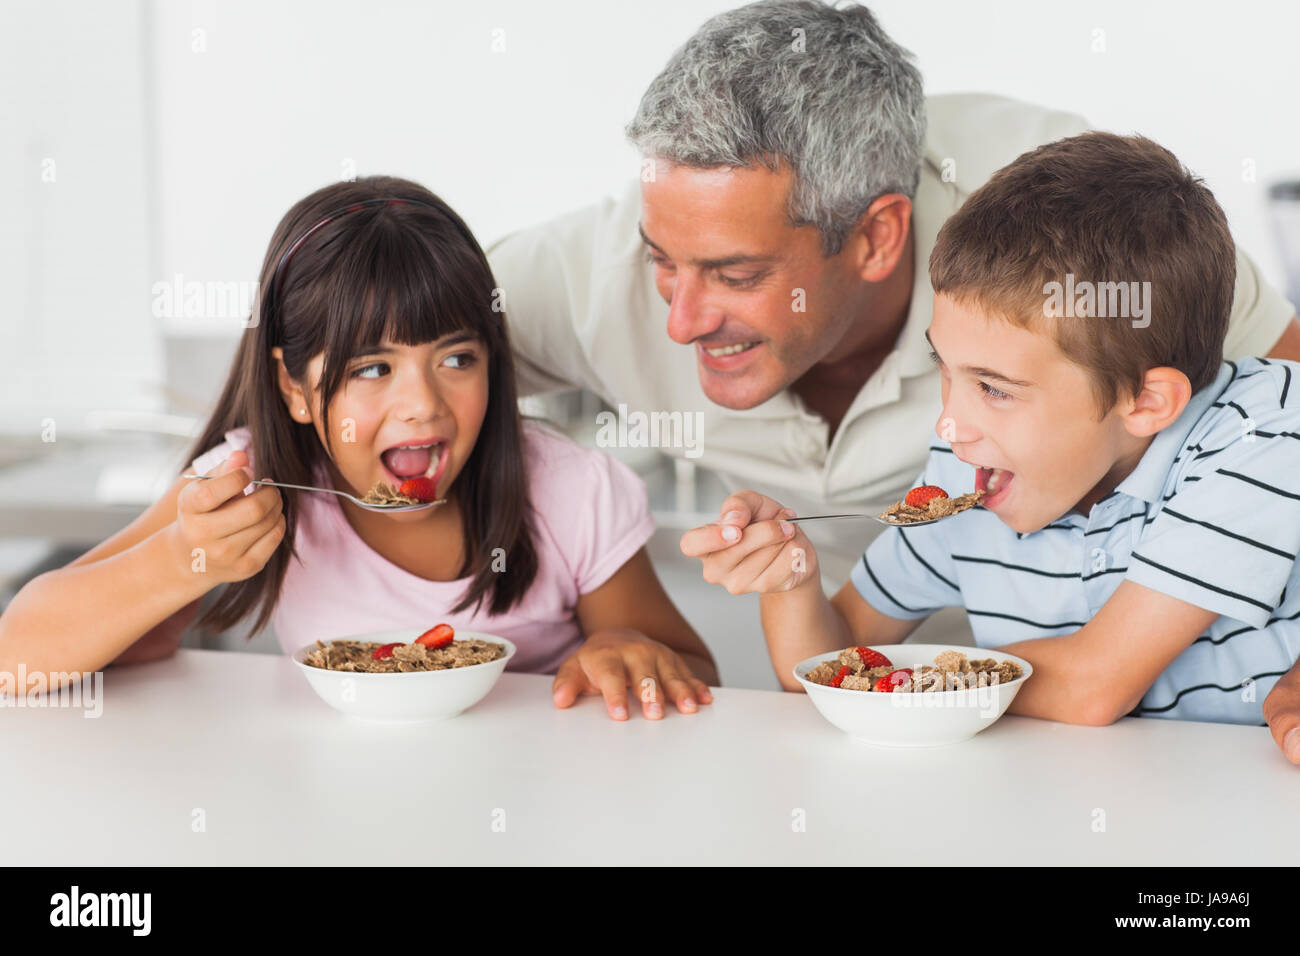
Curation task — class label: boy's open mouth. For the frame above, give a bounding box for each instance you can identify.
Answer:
[975,465,1015,506]
[380,440,449,487]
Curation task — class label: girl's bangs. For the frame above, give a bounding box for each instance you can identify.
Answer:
[340,219,487,356]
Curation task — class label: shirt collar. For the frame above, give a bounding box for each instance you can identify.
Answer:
[1111,361,1234,505]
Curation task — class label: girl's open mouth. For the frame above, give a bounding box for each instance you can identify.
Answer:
[975,465,1015,508]
[380,441,450,490]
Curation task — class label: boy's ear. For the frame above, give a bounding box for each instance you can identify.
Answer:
[271,346,310,420]
[1123,366,1192,437]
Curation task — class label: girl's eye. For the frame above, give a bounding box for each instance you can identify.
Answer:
[979,381,1012,401]
[927,349,941,366]
[442,351,477,369]
[351,362,388,379]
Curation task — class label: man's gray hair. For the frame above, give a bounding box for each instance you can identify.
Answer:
[626,0,925,256]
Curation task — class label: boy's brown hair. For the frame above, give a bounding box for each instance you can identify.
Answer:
[929,131,1236,415]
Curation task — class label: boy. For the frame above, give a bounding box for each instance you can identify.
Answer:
[682,132,1300,763]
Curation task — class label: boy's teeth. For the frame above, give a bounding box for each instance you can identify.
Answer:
[705,341,758,357]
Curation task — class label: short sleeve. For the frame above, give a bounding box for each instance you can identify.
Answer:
[1222,244,1296,360]
[1128,415,1300,629]
[486,205,611,398]
[849,458,965,619]
[189,426,256,496]
[525,425,657,595]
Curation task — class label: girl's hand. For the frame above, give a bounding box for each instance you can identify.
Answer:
[1263,663,1300,765]
[679,490,819,595]
[553,628,714,720]
[166,450,286,585]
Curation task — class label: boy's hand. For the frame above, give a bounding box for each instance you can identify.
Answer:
[680,490,819,595]
[1263,665,1300,765]
[552,629,713,720]
[167,450,286,585]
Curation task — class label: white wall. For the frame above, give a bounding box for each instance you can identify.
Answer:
[1,0,159,435]
[6,0,1300,430]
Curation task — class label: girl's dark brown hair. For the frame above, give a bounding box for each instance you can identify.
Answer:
[183,175,538,637]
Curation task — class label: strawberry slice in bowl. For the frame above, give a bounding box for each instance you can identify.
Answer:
[792,644,1033,747]
[292,627,516,722]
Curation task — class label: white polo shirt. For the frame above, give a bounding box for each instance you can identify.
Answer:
[487,93,1296,585]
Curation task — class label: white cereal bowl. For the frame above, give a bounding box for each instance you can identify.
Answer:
[291,629,516,723]
[793,644,1033,747]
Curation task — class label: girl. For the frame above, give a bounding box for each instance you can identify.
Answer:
[0,176,716,721]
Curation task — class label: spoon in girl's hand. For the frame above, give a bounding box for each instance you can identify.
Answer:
[180,474,446,513]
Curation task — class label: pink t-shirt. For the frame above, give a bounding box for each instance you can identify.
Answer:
[189,420,656,673]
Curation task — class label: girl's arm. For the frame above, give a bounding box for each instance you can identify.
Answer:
[556,548,718,720]
[0,450,283,680]
[0,472,209,678]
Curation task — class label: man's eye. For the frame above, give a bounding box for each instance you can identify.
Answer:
[443,351,477,369]
[719,273,763,288]
[643,248,673,269]
[979,381,1011,401]
[351,362,387,379]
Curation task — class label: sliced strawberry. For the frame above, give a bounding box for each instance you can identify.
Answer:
[853,646,892,669]
[828,665,852,688]
[372,642,403,660]
[905,485,948,508]
[415,623,455,649]
[398,476,439,502]
[872,668,914,692]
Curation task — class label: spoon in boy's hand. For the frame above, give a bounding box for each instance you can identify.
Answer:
[180,474,446,513]
[788,486,985,527]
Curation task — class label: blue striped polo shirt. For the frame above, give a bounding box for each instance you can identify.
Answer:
[851,357,1300,725]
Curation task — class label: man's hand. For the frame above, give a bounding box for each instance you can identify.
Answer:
[680,490,817,595]
[1263,662,1300,765]
[552,628,714,720]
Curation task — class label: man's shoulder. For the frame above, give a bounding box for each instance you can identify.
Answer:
[923,93,1091,195]
[485,180,644,273]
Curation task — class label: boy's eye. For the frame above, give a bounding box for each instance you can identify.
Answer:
[979,381,1012,401]
[351,362,388,379]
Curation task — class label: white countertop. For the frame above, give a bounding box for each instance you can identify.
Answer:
[5,649,1296,865]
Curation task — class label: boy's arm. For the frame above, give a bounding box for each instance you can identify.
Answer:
[761,579,923,692]
[996,578,1218,726]
[1262,658,1300,764]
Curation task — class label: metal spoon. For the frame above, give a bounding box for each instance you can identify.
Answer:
[789,502,985,527]
[788,512,951,527]
[180,474,446,513]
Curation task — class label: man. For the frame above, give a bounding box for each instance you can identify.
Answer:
[488,0,1300,625]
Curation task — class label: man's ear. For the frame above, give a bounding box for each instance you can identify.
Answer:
[271,346,310,421]
[1123,366,1192,437]
[846,193,912,283]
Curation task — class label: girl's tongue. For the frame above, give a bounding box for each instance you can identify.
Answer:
[382,445,435,479]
